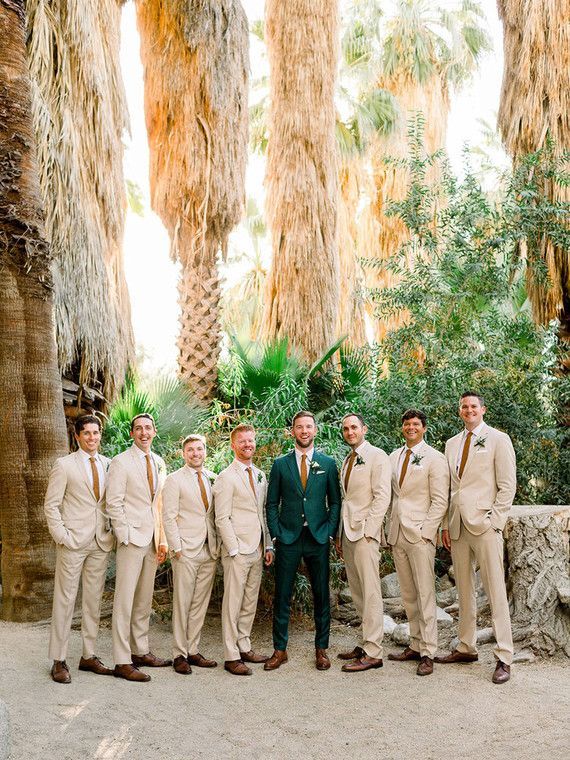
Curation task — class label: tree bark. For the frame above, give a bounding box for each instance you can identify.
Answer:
[505,505,570,657]
[0,0,68,621]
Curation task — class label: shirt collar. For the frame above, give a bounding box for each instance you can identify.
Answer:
[295,447,314,461]
[352,441,367,456]
[464,422,485,437]
[78,448,97,461]
[234,459,254,471]
[402,440,424,455]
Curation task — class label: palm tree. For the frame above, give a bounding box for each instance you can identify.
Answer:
[262,0,340,363]
[25,0,134,409]
[497,0,570,344]
[0,0,68,621]
[136,0,249,401]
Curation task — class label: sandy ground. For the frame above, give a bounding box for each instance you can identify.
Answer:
[0,614,568,760]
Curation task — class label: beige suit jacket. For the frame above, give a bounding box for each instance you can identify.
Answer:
[340,440,391,543]
[213,460,271,556]
[105,445,167,551]
[44,451,114,551]
[444,424,516,539]
[162,465,219,559]
[388,442,449,545]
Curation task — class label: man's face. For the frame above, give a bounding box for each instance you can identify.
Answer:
[231,431,256,462]
[292,416,317,450]
[130,417,157,451]
[342,416,367,448]
[402,417,426,447]
[75,423,101,454]
[182,440,206,469]
[459,396,486,429]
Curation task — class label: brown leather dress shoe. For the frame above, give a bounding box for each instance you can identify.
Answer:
[387,647,422,662]
[132,652,173,668]
[341,655,383,672]
[173,655,192,675]
[224,660,252,676]
[240,650,269,664]
[315,648,331,671]
[434,649,478,664]
[113,664,151,682]
[337,646,365,661]
[264,650,288,671]
[416,656,434,676]
[187,653,217,668]
[492,660,511,684]
[78,656,114,676]
[51,660,71,684]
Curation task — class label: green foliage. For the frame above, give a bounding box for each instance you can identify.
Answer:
[126,179,145,216]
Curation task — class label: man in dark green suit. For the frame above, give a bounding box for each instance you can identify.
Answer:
[264,411,341,671]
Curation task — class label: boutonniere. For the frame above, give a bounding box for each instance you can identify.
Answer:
[257,472,263,484]
[474,436,487,449]
[309,459,325,475]
[207,473,216,485]
[355,455,365,466]
[411,453,424,466]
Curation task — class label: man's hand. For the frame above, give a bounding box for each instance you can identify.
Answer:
[441,529,451,551]
[335,539,343,559]
[157,545,167,564]
[264,549,274,567]
[173,550,182,560]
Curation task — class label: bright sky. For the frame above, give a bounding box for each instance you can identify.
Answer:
[120,0,505,376]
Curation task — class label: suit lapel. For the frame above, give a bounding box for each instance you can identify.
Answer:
[305,450,323,496]
[233,461,258,505]
[286,451,304,496]
[401,441,426,494]
[461,424,488,479]
[74,450,96,501]
[183,465,203,508]
[391,447,404,495]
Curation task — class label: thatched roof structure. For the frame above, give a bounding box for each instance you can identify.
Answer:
[262,0,340,362]
[136,0,249,401]
[498,0,570,336]
[25,0,134,407]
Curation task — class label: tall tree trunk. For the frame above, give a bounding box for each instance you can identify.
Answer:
[0,0,68,621]
[262,0,340,362]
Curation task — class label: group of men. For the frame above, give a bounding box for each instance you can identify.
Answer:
[43,392,516,686]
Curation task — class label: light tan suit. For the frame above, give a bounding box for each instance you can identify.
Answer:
[340,440,391,659]
[162,465,219,659]
[106,445,167,664]
[388,442,449,657]
[213,460,271,661]
[44,450,113,661]
[444,424,516,664]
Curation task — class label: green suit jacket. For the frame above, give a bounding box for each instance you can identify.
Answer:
[266,450,341,545]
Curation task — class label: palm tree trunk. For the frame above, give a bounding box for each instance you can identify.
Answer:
[0,0,68,621]
[262,0,340,362]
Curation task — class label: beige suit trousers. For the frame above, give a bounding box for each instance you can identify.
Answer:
[171,544,217,658]
[49,538,109,661]
[452,522,513,665]
[392,532,437,657]
[342,535,384,659]
[221,547,263,661]
[112,541,158,664]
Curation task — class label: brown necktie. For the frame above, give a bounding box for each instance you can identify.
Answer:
[344,451,356,491]
[196,470,209,510]
[89,456,100,501]
[145,454,155,500]
[245,466,257,497]
[300,454,308,490]
[458,431,473,478]
[399,449,412,487]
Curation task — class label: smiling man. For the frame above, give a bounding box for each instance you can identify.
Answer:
[106,413,170,682]
[387,409,449,676]
[436,392,516,684]
[264,411,341,672]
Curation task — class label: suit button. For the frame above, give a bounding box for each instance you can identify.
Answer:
[303,497,307,501]
[302,514,305,519]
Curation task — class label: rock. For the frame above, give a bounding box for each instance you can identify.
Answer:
[392,623,410,646]
[477,627,495,644]
[381,572,401,599]
[436,574,453,592]
[333,603,361,625]
[512,649,536,664]
[448,565,454,581]
[0,700,10,760]
[436,587,457,607]
[450,636,460,651]
[444,602,459,613]
[383,615,397,636]
[383,596,406,618]
[436,607,453,626]
[338,586,353,605]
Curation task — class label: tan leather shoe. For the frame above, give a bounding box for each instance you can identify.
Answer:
[264,650,288,671]
[492,660,511,684]
[113,664,151,682]
[51,660,71,684]
[316,648,331,671]
[387,647,421,662]
[173,655,192,675]
[240,650,269,664]
[224,660,252,676]
[434,650,478,664]
[78,656,113,676]
[341,655,383,672]
[416,656,434,676]
[187,653,217,668]
[337,646,365,661]
[132,652,173,667]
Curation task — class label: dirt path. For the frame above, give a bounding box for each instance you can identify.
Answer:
[0,616,568,760]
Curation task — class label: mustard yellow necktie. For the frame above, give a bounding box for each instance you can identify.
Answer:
[458,431,473,479]
[300,454,308,490]
[89,456,100,501]
[245,466,257,497]
[196,470,209,510]
[344,451,356,491]
[145,454,155,500]
[399,449,412,487]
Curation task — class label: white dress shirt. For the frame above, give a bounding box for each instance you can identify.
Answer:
[295,447,315,475]
[78,448,105,493]
[397,440,425,479]
[187,465,212,500]
[455,422,486,473]
[342,442,366,479]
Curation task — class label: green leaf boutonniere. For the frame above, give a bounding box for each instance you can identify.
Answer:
[474,436,487,449]
[207,473,216,485]
[309,459,325,475]
[411,453,424,466]
[257,472,263,484]
[355,455,365,466]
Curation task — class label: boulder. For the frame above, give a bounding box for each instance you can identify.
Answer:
[381,572,401,599]
[383,615,397,636]
[333,603,361,626]
[477,627,495,644]
[436,607,453,626]
[436,587,457,607]
[392,623,410,646]
[338,586,353,605]
[512,649,536,664]
[436,574,453,592]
